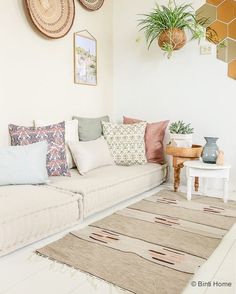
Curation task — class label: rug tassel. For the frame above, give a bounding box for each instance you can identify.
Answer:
[60,264,69,274]
[35,252,134,294]
[70,268,78,277]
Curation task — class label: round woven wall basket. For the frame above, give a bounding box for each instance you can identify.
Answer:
[25,0,75,39]
[78,0,104,11]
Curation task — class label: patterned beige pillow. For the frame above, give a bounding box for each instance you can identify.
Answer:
[102,122,147,166]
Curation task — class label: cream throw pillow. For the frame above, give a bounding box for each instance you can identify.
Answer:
[34,119,79,169]
[102,121,147,166]
[68,137,114,175]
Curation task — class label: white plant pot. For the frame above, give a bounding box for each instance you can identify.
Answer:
[170,133,193,148]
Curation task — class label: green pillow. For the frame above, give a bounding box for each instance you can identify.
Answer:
[73,116,110,141]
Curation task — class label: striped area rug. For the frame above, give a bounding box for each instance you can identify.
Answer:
[37,190,236,294]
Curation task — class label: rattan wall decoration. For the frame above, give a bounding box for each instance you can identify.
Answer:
[25,0,75,39]
[78,0,104,11]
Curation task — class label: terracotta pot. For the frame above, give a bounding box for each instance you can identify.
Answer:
[158,28,187,50]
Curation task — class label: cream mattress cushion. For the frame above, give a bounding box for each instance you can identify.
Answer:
[49,163,167,217]
[0,185,81,256]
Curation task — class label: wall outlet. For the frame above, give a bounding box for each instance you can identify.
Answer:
[200,45,212,55]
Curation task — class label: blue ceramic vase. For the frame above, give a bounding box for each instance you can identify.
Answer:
[202,137,219,164]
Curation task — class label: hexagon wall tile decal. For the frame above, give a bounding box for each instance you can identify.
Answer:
[217,43,227,62]
[217,39,236,62]
[206,0,225,6]
[207,21,228,44]
[228,19,236,40]
[217,0,236,23]
[225,39,236,62]
[228,59,236,79]
[197,0,236,79]
[196,4,217,27]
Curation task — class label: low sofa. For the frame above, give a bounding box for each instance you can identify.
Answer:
[0,163,167,257]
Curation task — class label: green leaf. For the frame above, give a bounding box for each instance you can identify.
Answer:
[169,121,194,134]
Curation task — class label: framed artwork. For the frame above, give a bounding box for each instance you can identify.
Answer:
[74,31,97,86]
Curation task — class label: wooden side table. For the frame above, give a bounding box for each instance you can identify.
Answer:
[166,145,203,192]
[184,160,231,202]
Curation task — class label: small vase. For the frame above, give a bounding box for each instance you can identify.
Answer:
[202,137,219,164]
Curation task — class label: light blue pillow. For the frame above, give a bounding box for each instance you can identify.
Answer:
[0,141,49,186]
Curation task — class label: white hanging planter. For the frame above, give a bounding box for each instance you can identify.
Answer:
[170,133,193,148]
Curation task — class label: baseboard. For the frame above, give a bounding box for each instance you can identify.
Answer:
[163,183,236,201]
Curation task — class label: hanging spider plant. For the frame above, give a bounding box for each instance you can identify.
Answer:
[138,1,206,58]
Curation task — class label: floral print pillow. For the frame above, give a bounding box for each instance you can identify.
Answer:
[8,122,70,176]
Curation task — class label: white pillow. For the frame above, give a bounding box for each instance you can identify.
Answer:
[34,119,79,169]
[68,137,114,175]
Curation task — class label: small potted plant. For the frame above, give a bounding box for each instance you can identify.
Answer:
[138,1,206,58]
[169,121,194,148]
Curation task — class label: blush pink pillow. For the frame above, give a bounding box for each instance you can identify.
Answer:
[123,116,169,164]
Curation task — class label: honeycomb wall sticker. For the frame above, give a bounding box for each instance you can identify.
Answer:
[196,0,236,79]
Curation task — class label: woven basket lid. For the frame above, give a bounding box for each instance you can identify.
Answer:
[25,0,75,39]
[79,0,104,11]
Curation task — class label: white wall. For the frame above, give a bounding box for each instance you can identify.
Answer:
[0,0,113,145]
[113,0,236,191]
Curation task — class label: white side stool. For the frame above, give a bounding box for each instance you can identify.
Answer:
[184,160,231,203]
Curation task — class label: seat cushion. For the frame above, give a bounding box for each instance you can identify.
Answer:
[0,185,81,256]
[49,163,167,217]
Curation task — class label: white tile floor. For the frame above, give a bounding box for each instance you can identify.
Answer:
[0,186,235,294]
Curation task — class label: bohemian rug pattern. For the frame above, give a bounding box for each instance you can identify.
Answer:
[37,190,236,294]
